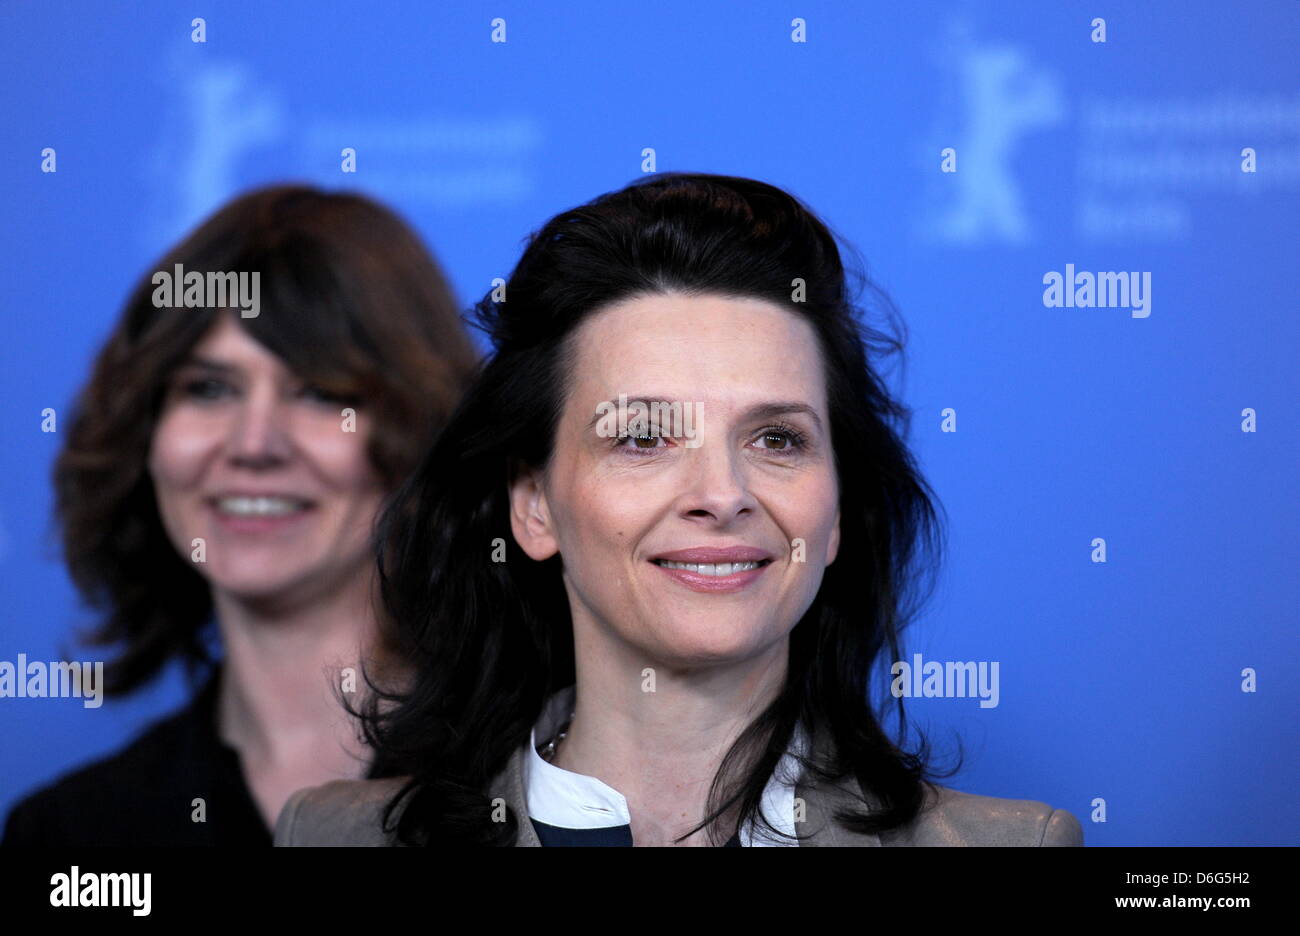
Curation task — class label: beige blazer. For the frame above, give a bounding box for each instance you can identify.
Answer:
[274,736,1084,846]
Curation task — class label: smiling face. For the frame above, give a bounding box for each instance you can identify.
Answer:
[148,312,387,609]
[509,293,841,670]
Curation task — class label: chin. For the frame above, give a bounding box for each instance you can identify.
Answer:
[645,621,777,670]
[204,565,314,602]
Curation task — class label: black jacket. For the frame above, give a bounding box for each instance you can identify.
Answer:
[2,670,271,846]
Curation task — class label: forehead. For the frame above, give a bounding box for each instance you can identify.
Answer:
[567,293,826,410]
[187,314,281,366]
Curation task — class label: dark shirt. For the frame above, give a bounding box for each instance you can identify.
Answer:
[531,819,742,847]
[1,670,272,846]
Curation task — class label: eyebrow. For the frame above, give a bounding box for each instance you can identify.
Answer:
[745,401,824,431]
[175,356,238,373]
[585,396,824,432]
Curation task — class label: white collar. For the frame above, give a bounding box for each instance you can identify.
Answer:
[521,685,807,846]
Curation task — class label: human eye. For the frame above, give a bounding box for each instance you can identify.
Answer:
[612,426,674,454]
[297,383,360,407]
[748,422,808,455]
[177,376,234,401]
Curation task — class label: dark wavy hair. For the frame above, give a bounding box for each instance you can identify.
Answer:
[361,172,955,845]
[55,184,480,696]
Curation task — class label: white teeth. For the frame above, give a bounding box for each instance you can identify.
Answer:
[656,560,761,576]
[216,496,307,517]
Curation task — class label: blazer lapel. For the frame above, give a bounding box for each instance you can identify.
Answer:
[488,743,541,847]
[795,725,882,846]
[797,774,883,846]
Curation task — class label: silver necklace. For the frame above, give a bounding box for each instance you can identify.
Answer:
[538,711,575,762]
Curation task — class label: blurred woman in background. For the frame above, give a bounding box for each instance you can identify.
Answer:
[2,185,479,845]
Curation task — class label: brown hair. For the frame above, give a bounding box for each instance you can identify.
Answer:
[56,184,480,695]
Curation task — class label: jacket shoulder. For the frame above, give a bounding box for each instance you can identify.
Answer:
[2,706,203,847]
[274,777,411,846]
[884,785,1084,846]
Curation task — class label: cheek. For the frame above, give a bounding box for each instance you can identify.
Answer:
[299,418,384,498]
[785,473,840,560]
[549,460,642,564]
[816,482,841,559]
[148,410,220,491]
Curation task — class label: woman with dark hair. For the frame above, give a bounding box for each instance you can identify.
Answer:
[275,172,1083,846]
[2,185,479,845]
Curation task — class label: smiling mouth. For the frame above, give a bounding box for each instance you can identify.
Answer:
[211,496,314,517]
[651,558,773,577]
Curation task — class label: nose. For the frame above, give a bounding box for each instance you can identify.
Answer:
[676,438,757,525]
[225,382,293,467]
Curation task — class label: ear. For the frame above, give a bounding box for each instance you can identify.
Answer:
[508,461,560,562]
[825,505,841,567]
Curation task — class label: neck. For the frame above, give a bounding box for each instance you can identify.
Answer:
[212,563,391,775]
[553,619,788,846]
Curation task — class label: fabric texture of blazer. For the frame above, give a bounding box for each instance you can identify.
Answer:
[274,733,1084,847]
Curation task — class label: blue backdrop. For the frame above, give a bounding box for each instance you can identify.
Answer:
[1,0,1296,846]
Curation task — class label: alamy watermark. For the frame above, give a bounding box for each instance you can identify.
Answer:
[891,653,1000,708]
[594,393,703,448]
[0,654,104,708]
[1043,264,1151,318]
[151,263,260,318]
[50,866,150,916]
